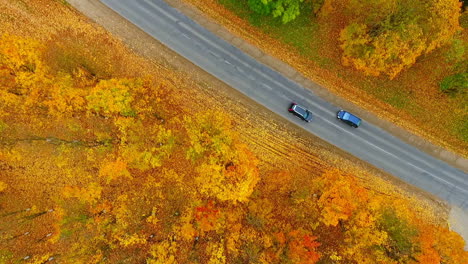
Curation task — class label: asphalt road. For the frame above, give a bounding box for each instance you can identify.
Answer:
[100,0,468,210]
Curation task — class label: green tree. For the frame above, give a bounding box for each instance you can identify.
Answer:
[439,72,468,96]
[248,0,305,23]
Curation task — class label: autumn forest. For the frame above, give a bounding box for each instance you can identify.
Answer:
[0,0,467,263]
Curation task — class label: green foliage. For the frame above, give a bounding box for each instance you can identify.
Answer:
[445,38,466,65]
[378,208,418,261]
[248,0,273,15]
[220,0,328,65]
[60,228,73,239]
[445,37,467,73]
[247,0,305,23]
[440,72,468,96]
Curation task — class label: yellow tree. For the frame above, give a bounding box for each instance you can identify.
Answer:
[0,34,51,114]
[184,111,259,203]
[86,78,138,117]
[339,0,462,78]
[313,169,396,263]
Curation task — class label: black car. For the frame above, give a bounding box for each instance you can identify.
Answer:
[288,103,313,122]
[337,110,361,128]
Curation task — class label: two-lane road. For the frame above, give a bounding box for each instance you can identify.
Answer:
[100,0,468,210]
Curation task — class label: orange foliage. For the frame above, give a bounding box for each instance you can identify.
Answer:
[98,158,132,184]
[434,226,468,264]
[314,169,368,226]
[416,230,441,264]
[287,231,321,264]
[195,201,221,233]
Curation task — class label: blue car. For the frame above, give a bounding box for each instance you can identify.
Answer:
[337,110,361,128]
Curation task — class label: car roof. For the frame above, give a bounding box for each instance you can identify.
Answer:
[343,112,361,125]
[293,104,308,116]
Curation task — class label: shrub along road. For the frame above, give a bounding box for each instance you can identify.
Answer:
[95,0,468,210]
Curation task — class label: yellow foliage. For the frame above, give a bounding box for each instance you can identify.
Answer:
[226,223,242,254]
[339,0,462,79]
[340,23,425,79]
[342,222,390,263]
[98,158,132,184]
[0,149,21,162]
[113,194,130,229]
[186,111,259,203]
[146,207,160,225]
[426,0,462,53]
[117,119,175,170]
[207,240,226,264]
[0,181,7,192]
[180,221,197,241]
[196,145,259,202]
[329,251,342,262]
[28,254,51,264]
[62,182,102,204]
[86,78,138,116]
[117,233,147,247]
[248,198,274,225]
[147,240,178,264]
[44,74,87,116]
[0,34,45,75]
[184,110,235,161]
